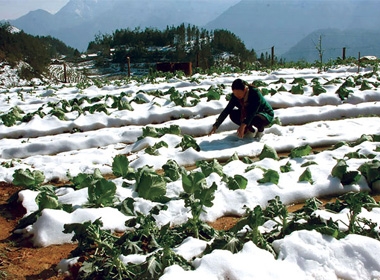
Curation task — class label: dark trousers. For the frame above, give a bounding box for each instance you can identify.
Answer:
[229,109,269,132]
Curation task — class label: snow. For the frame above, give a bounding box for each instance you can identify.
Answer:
[1,63,380,279]
[162,241,307,280]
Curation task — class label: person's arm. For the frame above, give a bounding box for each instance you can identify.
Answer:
[208,125,217,136]
[237,123,247,138]
[209,96,236,136]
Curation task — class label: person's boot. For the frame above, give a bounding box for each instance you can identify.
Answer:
[247,126,256,133]
[244,126,257,137]
[255,131,263,139]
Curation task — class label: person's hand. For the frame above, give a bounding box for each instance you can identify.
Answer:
[237,123,247,138]
[208,125,217,136]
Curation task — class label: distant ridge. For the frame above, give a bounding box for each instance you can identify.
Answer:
[6,0,239,51]
[3,0,380,62]
[205,0,380,61]
[281,28,380,63]
[10,9,55,35]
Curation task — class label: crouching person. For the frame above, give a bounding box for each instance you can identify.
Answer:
[208,78,274,139]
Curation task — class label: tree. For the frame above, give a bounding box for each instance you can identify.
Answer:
[1,22,78,79]
[87,24,258,70]
[313,35,324,72]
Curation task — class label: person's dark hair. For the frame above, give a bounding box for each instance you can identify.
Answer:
[231,78,247,90]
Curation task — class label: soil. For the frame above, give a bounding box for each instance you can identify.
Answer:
[0,182,76,280]
[0,180,325,280]
[1,144,375,279]
[0,181,242,280]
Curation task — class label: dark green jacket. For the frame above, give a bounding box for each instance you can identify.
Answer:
[214,86,274,128]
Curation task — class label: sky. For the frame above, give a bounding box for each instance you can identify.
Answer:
[0,0,69,20]
[1,63,380,279]
[0,0,240,20]
[0,0,361,21]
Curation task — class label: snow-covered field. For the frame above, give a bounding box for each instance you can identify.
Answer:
[1,63,380,279]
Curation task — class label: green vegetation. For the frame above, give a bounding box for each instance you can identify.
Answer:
[9,139,380,279]
[88,24,258,70]
[4,80,380,277]
[1,71,378,129]
[1,21,378,82]
[0,22,79,80]
[1,19,379,278]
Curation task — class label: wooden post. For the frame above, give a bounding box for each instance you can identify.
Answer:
[358,52,360,73]
[127,57,131,77]
[342,47,346,60]
[271,46,275,69]
[63,62,67,83]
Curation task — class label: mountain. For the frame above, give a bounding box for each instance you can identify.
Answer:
[281,28,380,63]
[5,0,380,62]
[205,0,380,60]
[6,0,240,51]
[10,9,55,35]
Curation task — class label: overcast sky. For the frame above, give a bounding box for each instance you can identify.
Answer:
[0,0,69,20]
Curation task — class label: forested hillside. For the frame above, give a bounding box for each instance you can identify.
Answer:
[0,22,79,79]
[88,24,258,70]
[1,22,261,80]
